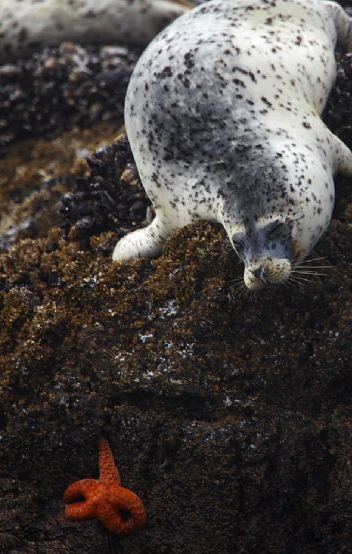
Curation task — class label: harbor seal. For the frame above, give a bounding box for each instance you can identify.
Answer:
[1,0,352,290]
[111,0,352,290]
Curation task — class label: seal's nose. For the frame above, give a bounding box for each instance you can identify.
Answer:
[250,266,263,279]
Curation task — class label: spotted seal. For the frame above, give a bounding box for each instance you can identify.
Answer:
[111,0,352,290]
[2,0,352,290]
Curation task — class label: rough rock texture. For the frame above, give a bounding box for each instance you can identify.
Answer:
[0,122,120,251]
[1,214,352,554]
[0,42,139,156]
[1,2,352,554]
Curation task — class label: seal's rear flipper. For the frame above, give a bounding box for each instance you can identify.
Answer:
[331,134,352,177]
[325,1,352,50]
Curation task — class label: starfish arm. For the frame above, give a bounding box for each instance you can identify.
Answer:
[101,485,147,535]
[65,499,97,520]
[99,437,121,485]
[63,479,98,520]
[96,500,124,534]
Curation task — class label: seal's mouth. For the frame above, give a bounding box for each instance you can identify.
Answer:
[244,273,269,291]
[246,267,268,290]
[244,259,292,290]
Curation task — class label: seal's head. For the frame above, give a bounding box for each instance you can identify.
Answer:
[231,218,294,290]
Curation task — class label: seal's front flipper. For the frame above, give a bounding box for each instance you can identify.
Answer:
[331,134,352,177]
[112,215,174,262]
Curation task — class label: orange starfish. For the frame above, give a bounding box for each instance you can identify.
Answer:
[63,437,146,535]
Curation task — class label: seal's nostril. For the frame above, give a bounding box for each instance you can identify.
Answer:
[251,267,262,279]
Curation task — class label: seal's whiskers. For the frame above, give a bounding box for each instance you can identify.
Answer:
[291,270,327,277]
[292,256,331,279]
[285,278,301,290]
[229,277,245,290]
[289,274,317,285]
[293,266,331,269]
[294,257,327,265]
[234,283,248,299]
[288,276,306,288]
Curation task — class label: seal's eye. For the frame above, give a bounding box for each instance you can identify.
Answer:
[232,236,244,253]
[267,221,284,239]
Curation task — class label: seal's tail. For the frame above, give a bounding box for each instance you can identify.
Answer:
[0,0,192,63]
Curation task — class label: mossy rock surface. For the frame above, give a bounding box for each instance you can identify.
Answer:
[1,3,352,553]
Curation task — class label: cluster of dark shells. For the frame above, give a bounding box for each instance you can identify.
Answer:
[0,42,139,156]
[58,135,152,245]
